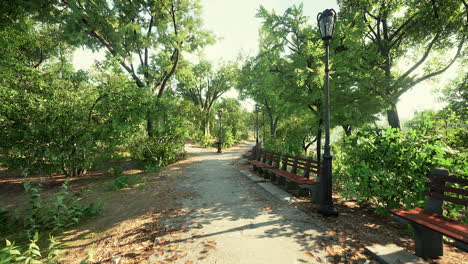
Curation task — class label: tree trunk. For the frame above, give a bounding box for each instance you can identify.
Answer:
[203,111,211,136]
[270,117,278,140]
[147,119,154,137]
[386,103,401,129]
[342,125,352,136]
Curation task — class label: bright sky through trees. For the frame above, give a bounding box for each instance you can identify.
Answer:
[72,0,460,122]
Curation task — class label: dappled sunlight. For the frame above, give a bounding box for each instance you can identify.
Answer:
[122,169,143,175]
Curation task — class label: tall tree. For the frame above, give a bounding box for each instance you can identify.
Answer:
[338,0,466,128]
[254,5,383,158]
[25,0,213,136]
[177,60,238,136]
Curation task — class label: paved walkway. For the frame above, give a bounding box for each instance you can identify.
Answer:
[147,142,332,264]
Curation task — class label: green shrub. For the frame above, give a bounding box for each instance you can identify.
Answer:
[113,175,129,190]
[0,206,14,235]
[193,134,213,148]
[0,233,61,264]
[334,126,467,218]
[22,182,103,235]
[127,129,186,167]
[144,164,160,173]
[108,167,123,177]
[220,128,235,148]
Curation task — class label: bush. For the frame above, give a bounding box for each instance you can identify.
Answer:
[193,134,213,148]
[113,175,129,190]
[127,128,186,167]
[334,126,466,217]
[0,233,61,264]
[20,182,103,235]
[220,128,236,148]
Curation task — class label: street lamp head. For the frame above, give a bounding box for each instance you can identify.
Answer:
[255,104,259,111]
[317,9,336,40]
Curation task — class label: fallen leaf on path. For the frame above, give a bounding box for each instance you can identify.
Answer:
[185,261,193,264]
[203,246,215,250]
[172,254,182,259]
[304,252,314,258]
[262,206,272,210]
[180,252,188,257]
[163,258,173,263]
[316,256,322,262]
[206,241,217,246]
[326,246,337,256]
[170,244,179,251]
[338,237,346,242]
[200,253,209,257]
[158,251,164,256]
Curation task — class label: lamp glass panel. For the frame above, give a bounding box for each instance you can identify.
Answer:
[325,15,334,37]
[319,18,326,38]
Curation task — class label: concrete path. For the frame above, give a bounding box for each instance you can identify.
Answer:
[147,142,333,264]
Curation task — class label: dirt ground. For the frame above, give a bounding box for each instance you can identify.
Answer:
[0,142,466,264]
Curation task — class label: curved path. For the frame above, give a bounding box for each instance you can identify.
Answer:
[147,141,332,264]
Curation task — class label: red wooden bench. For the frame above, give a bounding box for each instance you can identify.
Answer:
[267,153,321,197]
[389,168,468,258]
[243,149,253,158]
[247,148,280,174]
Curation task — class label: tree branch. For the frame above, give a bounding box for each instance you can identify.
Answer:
[156,3,180,98]
[395,34,465,99]
[393,32,441,89]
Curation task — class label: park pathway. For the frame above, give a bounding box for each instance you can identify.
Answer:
[147,141,332,264]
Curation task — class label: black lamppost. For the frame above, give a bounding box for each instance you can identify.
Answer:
[217,109,222,153]
[317,9,338,217]
[255,104,259,145]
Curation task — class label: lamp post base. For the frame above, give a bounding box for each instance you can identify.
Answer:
[317,204,338,217]
[216,142,222,153]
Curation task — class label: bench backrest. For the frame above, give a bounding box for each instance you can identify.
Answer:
[425,171,468,208]
[256,148,263,161]
[281,153,321,179]
[262,150,281,168]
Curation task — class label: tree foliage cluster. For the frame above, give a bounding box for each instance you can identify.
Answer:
[239,1,466,215]
[0,0,250,259]
[0,0,250,176]
[240,0,465,154]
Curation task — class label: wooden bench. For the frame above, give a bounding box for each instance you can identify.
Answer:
[247,148,280,174]
[267,153,321,197]
[242,149,253,159]
[389,168,468,258]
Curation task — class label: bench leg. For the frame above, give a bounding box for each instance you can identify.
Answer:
[454,241,468,252]
[297,185,310,197]
[269,173,278,183]
[308,184,320,203]
[252,165,258,172]
[277,176,286,186]
[413,223,443,259]
[284,180,296,190]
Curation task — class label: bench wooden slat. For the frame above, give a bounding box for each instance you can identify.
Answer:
[423,191,468,206]
[425,182,468,196]
[390,208,468,243]
[248,160,273,169]
[294,156,321,165]
[427,174,468,185]
[269,168,318,185]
